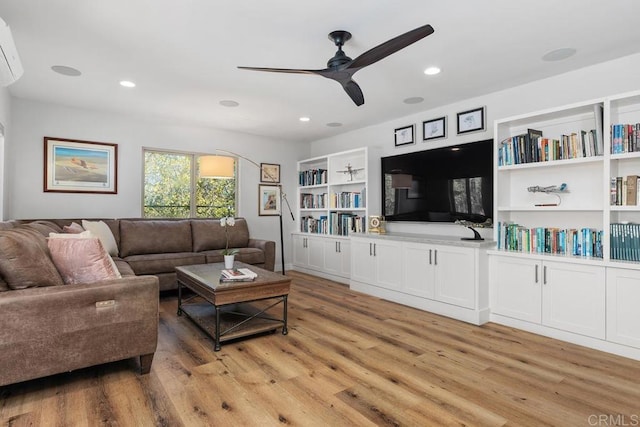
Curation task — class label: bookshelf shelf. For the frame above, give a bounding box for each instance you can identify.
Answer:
[498,206,602,212]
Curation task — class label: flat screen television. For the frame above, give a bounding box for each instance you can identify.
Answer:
[381,139,493,223]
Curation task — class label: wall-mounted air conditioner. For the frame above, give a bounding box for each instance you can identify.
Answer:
[0,17,23,87]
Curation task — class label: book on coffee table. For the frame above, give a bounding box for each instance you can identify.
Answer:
[220,268,258,282]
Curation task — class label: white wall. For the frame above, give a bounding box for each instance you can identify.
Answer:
[7,98,308,269]
[310,52,640,238]
[0,86,11,220]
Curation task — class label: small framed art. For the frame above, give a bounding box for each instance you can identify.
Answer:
[260,163,280,183]
[258,184,281,216]
[394,124,415,146]
[456,107,486,135]
[44,137,118,194]
[422,116,446,141]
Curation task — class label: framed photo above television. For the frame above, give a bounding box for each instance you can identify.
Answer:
[422,116,446,141]
[456,107,486,135]
[394,124,415,146]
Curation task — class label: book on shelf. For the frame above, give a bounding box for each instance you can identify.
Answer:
[610,223,640,262]
[496,221,603,258]
[610,123,640,154]
[610,175,640,206]
[220,268,258,282]
[299,168,327,186]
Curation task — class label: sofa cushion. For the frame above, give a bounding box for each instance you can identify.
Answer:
[82,220,119,256]
[22,220,63,236]
[63,222,84,233]
[47,234,122,285]
[0,228,64,289]
[191,219,226,251]
[123,252,206,275]
[120,220,193,257]
[202,247,265,265]
[112,257,136,277]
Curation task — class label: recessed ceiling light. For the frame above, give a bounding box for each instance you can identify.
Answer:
[119,80,136,88]
[542,48,577,62]
[403,97,424,105]
[51,65,82,77]
[299,117,310,122]
[326,122,343,127]
[424,66,441,75]
[219,100,239,107]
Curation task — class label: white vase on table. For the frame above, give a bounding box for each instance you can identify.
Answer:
[224,255,235,269]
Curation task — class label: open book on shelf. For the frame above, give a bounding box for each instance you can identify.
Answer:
[220,268,258,282]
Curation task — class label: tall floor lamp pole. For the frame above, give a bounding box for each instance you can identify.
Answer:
[217,149,294,274]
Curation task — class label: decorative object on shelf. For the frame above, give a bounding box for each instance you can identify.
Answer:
[43,137,118,194]
[260,163,280,183]
[394,124,415,146]
[422,116,446,141]
[455,218,492,241]
[456,106,486,135]
[368,215,386,234]
[336,163,364,181]
[527,183,569,206]
[216,149,295,274]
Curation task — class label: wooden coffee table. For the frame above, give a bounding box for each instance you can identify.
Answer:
[176,262,290,351]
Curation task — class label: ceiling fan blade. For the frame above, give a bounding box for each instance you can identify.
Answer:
[347,24,434,71]
[341,80,365,106]
[238,66,323,75]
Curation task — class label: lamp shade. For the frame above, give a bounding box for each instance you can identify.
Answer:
[391,173,412,189]
[199,155,235,179]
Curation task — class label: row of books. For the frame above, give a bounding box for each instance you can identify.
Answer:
[610,175,640,206]
[300,213,365,235]
[611,123,640,154]
[300,192,327,209]
[611,223,640,261]
[329,190,365,209]
[498,128,603,166]
[299,169,327,186]
[496,222,603,258]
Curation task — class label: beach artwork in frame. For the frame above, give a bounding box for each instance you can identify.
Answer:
[258,184,281,216]
[44,137,118,193]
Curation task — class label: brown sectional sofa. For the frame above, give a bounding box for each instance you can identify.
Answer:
[0,217,275,387]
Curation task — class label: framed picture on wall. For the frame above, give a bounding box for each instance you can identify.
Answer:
[260,163,280,183]
[456,107,486,134]
[258,184,281,216]
[394,124,415,146]
[422,116,447,141]
[43,137,118,194]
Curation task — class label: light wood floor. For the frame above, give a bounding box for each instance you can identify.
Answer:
[2,271,640,426]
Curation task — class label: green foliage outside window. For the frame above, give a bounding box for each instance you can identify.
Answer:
[143,150,236,218]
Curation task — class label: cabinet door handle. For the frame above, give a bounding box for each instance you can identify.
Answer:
[543,266,547,285]
[338,242,341,253]
[535,264,539,283]
[336,241,339,252]
[429,249,432,265]
[369,242,372,256]
[373,243,377,257]
[434,249,437,265]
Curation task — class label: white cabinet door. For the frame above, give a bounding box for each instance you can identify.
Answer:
[373,240,403,290]
[606,268,640,348]
[351,238,376,283]
[323,238,343,276]
[307,236,325,271]
[489,255,541,323]
[402,242,435,299]
[542,261,605,339]
[292,234,309,268]
[338,240,351,277]
[433,245,476,309]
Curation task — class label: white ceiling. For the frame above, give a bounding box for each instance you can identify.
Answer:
[2,1,640,143]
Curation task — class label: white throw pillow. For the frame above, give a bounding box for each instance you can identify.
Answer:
[82,220,119,256]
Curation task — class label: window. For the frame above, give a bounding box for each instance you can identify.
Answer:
[143,149,236,218]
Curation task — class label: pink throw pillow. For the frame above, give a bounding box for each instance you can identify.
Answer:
[48,237,121,285]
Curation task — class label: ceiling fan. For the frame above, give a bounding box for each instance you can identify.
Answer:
[238,24,434,106]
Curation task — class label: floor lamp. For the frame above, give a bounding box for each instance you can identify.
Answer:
[202,150,294,274]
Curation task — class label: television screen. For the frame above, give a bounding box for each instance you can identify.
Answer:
[381,139,493,223]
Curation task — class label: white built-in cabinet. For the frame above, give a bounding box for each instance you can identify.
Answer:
[292,147,369,283]
[490,90,640,360]
[350,234,490,325]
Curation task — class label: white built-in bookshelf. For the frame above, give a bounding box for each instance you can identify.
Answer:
[489,90,640,360]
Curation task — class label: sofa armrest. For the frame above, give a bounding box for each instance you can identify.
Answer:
[0,275,159,386]
[248,238,276,271]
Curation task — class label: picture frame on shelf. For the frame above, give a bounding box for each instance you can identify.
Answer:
[394,124,415,147]
[422,116,447,141]
[43,137,118,194]
[258,184,281,216]
[260,163,280,183]
[456,107,486,135]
